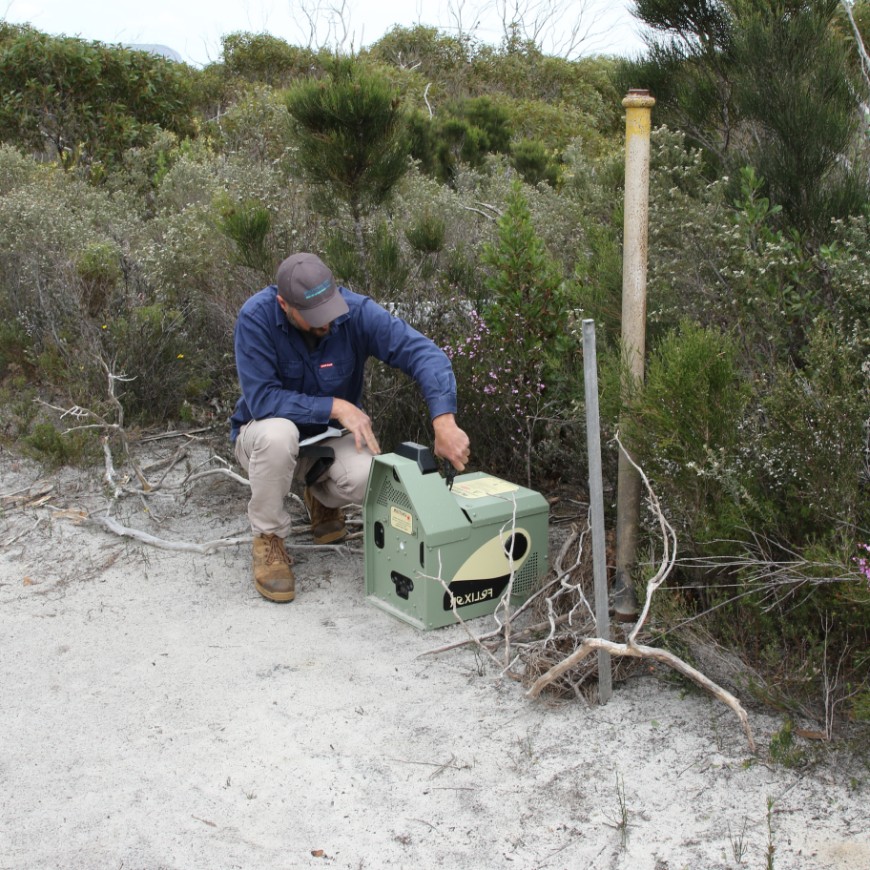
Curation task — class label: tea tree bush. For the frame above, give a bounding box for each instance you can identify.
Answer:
[204,86,296,165]
[645,129,870,369]
[0,24,196,174]
[748,321,869,544]
[0,143,40,194]
[816,215,870,361]
[219,32,319,89]
[636,129,870,721]
[0,154,139,324]
[0,145,235,425]
[624,320,750,545]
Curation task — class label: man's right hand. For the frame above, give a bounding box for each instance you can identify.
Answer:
[331,398,381,455]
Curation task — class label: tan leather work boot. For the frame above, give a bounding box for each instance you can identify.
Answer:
[303,487,347,545]
[252,534,295,602]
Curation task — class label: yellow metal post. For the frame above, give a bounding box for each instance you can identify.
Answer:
[614,89,655,618]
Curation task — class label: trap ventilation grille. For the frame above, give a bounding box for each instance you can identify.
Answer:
[513,553,538,596]
[378,478,412,511]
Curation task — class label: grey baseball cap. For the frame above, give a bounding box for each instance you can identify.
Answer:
[276,253,349,328]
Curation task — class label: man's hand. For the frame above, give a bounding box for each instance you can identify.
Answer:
[332,398,381,455]
[432,413,470,471]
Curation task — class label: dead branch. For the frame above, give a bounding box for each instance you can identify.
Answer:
[0,481,55,508]
[526,437,757,752]
[493,0,599,59]
[138,427,215,443]
[183,467,251,488]
[526,636,756,753]
[38,357,152,492]
[461,201,503,222]
[3,515,46,547]
[841,0,870,92]
[91,514,252,553]
[422,433,757,750]
[102,435,123,497]
[89,515,355,554]
[490,495,521,670]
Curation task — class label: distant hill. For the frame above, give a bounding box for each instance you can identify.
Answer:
[127,43,183,62]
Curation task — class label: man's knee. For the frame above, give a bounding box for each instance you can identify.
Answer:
[330,452,373,504]
[255,418,299,448]
[245,418,300,471]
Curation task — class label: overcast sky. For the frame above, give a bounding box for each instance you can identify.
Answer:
[3,0,647,67]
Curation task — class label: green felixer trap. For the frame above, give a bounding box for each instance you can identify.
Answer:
[363,443,549,630]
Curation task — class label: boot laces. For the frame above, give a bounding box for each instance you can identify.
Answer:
[265,535,291,566]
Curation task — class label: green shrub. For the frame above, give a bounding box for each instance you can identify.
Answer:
[481,182,574,383]
[218,198,273,275]
[23,422,99,467]
[405,211,447,255]
[204,86,295,164]
[748,319,869,542]
[624,320,751,544]
[768,719,806,767]
[510,139,560,187]
[285,57,412,224]
[0,320,31,378]
[220,32,319,88]
[413,96,514,184]
[439,182,581,485]
[0,25,196,173]
[852,688,870,723]
[74,241,123,317]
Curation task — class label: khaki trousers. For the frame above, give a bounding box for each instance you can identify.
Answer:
[233,417,374,538]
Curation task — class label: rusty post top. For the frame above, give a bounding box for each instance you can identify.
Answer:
[622,88,656,109]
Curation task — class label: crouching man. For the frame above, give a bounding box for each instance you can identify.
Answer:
[230,252,471,602]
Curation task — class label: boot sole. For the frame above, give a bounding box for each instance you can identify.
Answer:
[255,582,295,602]
[312,527,348,546]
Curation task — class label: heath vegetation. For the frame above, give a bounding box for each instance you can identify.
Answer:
[1,2,868,738]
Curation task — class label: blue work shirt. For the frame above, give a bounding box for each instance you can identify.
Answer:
[230,285,457,441]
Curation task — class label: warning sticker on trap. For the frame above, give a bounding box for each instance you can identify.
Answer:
[390,506,414,534]
[452,477,520,499]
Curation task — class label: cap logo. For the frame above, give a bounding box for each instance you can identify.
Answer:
[305,278,332,300]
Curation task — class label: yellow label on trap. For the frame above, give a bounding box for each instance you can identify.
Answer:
[390,506,413,534]
[452,477,519,499]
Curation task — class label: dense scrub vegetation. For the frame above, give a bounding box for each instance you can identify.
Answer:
[1,3,868,732]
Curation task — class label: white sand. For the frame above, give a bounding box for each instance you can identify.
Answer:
[1,439,867,870]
